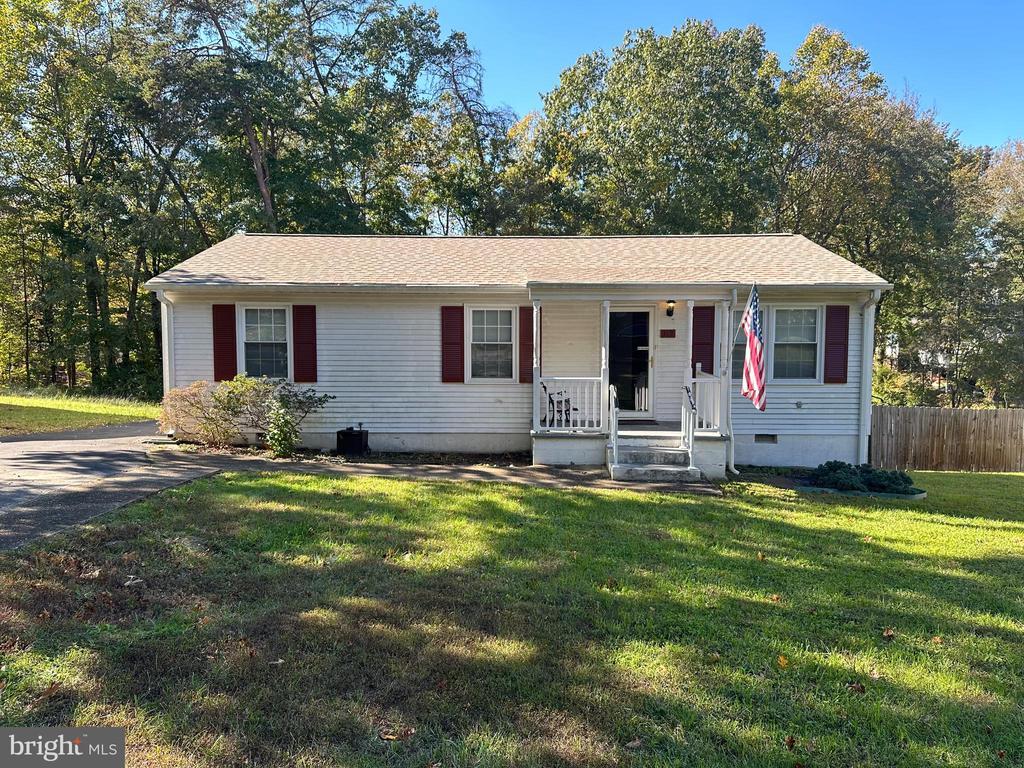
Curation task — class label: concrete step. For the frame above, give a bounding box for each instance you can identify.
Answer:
[617,447,692,466]
[609,463,704,482]
[618,434,683,448]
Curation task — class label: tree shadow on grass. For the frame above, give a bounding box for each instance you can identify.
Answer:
[1,472,1022,767]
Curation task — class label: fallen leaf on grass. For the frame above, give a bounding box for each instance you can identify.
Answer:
[757,551,766,561]
[706,652,721,664]
[847,681,866,694]
[931,636,943,645]
[27,682,61,711]
[784,735,796,751]
[777,655,790,668]
[378,726,415,742]
[770,594,782,603]
[996,750,1006,759]
[882,627,895,641]
[625,738,642,749]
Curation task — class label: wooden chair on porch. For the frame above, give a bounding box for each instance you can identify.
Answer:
[541,382,579,427]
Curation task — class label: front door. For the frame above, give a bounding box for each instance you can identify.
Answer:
[609,309,653,418]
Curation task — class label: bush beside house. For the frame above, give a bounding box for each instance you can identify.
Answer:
[159,375,332,457]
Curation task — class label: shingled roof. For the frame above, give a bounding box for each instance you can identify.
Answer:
[146,233,890,290]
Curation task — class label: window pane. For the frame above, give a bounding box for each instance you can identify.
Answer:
[773,343,816,379]
[245,325,258,342]
[775,309,817,343]
[732,343,745,379]
[471,343,513,379]
[245,342,288,378]
[245,308,258,324]
[273,324,287,342]
[272,308,286,326]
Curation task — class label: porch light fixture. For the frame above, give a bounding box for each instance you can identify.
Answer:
[666,300,676,318]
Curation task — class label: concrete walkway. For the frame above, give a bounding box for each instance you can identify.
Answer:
[0,424,718,551]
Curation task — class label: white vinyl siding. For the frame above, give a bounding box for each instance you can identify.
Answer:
[731,298,862,436]
[170,293,532,435]
[166,289,868,445]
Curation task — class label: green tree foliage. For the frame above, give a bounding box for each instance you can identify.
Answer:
[0,9,1021,406]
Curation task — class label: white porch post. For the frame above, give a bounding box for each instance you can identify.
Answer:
[717,299,730,435]
[600,300,610,430]
[532,299,542,432]
[682,300,694,448]
[683,300,694,393]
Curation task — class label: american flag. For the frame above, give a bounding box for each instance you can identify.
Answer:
[740,285,766,411]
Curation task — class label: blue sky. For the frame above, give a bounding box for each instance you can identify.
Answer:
[428,0,1022,148]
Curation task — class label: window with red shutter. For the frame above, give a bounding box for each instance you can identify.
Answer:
[691,305,716,376]
[292,305,317,383]
[212,304,237,381]
[440,306,464,383]
[823,305,850,384]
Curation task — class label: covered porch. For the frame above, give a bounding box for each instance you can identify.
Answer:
[528,292,736,478]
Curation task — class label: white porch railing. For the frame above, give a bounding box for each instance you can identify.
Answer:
[693,364,723,433]
[537,376,605,432]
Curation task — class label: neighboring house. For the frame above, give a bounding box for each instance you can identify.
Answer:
[146,233,891,480]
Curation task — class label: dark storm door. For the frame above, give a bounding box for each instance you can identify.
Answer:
[609,310,652,417]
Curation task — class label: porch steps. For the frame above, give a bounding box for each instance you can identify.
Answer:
[608,445,703,483]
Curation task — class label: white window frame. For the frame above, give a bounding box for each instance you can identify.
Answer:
[767,304,825,384]
[464,305,518,383]
[237,304,293,381]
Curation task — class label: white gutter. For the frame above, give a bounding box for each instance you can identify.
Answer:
[858,289,881,464]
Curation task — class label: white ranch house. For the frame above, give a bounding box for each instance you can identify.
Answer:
[146,234,891,481]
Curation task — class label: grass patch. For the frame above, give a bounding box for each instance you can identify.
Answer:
[0,471,1022,766]
[0,390,158,437]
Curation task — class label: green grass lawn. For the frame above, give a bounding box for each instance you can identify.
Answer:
[0,391,159,437]
[1,472,1022,767]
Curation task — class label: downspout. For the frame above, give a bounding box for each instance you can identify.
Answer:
[156,290,175,398]
[858,289,881,464]
[727,288,738,474]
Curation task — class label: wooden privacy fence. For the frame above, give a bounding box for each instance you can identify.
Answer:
[871,405,1024,472]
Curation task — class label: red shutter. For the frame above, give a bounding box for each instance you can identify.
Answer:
[519,306,533,383]
[824,305,850,384]
[440,306,464,383]
[292,305,317,383]
[691,305,716,376]
[212,304,237,381]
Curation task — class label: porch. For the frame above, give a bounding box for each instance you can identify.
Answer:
[528,296,735,479]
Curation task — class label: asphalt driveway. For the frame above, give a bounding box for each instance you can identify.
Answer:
[0,422,220,550]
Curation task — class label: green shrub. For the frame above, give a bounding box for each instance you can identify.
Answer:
[809,460,917,495]
[161,375,333,449]
[266,399,300,457]
[211,375,278,431]
[159,381,239,447]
